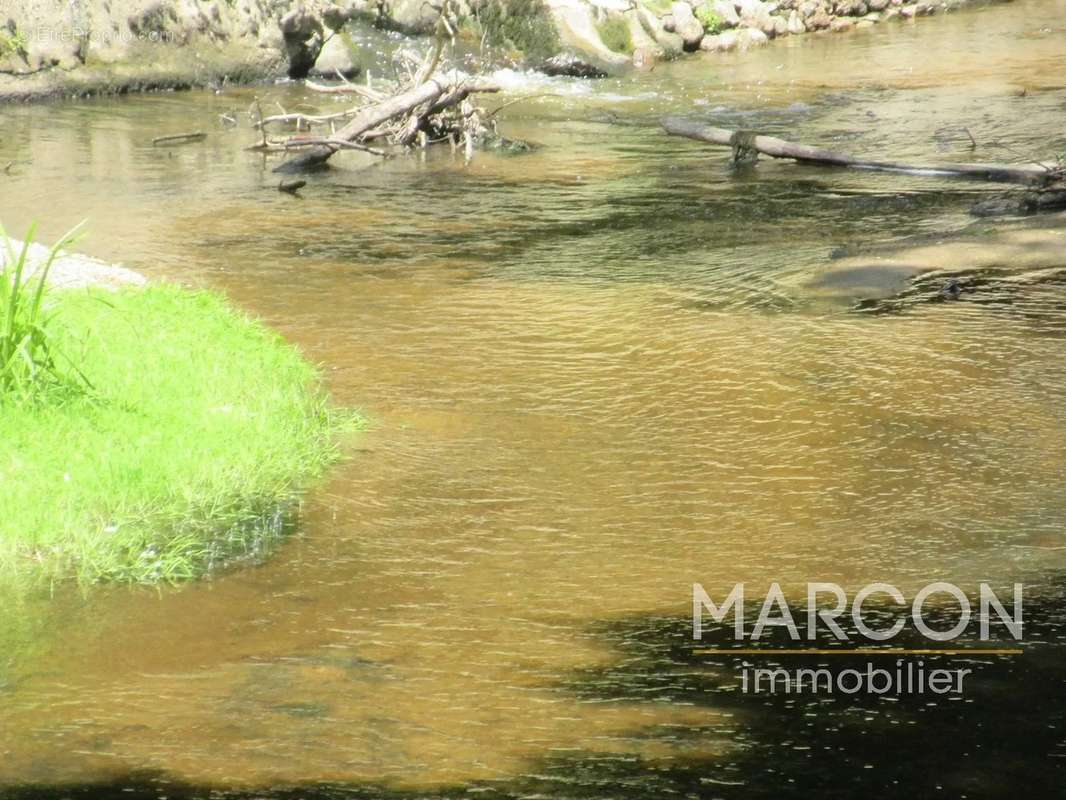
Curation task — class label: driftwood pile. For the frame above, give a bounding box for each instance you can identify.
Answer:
[251,5,500,174]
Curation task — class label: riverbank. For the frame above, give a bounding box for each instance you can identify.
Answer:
[0,235,356,585]
[0,0,1002,102]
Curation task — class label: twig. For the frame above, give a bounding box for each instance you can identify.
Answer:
[257,109,361,129]
[152,131,206,146]
[290,138,390,157]
[487,93,557,118]
[252,97,267,148]
[249,137,389,158]
[305,79,387,100]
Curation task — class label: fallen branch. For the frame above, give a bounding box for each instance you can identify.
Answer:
[256,109,360,129]
[274,78,498,173]
[661,116,1057,186]
[152,131,207,146]
[253,137,390,157]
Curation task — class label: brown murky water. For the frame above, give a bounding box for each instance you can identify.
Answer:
[2,2,1066,795]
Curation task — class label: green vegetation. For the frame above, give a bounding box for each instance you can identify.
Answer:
[1,224,91,404]
[467,0,561,61]
[596,15,634,55]
[0,28,28,60]
[695,5,724,34]
[0,231,358,585]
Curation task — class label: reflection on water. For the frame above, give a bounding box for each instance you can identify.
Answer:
[2,0,1066,795]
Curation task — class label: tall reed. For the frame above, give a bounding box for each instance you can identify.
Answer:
[0,222,88,403]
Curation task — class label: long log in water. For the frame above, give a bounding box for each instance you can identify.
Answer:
[661,116,1056,186]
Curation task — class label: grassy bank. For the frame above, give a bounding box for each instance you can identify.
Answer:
[0,281,357,585]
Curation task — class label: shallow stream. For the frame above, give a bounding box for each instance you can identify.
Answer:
[2,2,1066,796]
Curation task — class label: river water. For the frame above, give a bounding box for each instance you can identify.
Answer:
[2,2,1066,797]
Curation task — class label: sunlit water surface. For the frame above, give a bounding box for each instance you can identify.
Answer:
[2,2,1066,796]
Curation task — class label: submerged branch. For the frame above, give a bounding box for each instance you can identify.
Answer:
[152,131,207,146]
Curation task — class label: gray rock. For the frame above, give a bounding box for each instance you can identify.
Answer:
[547,0,631,65]
[737,26,769,47]
[735,0,763,19]
[807,7,833,27]
[538,53,608,78]
[322,1,372,31]
[280,8,325,79]
[700,29,740,50]
[867,0,890,10]
[388,0,442,34]
[787,9,806,32]
[833,0,868,15]
[655,29,686,52]
[710,0,741,28]
[309,33,357,79]
[671,1,706,51]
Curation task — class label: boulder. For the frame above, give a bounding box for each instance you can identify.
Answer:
[538,53,608,77]
[700,30,740,50]
[736,26,769,48]
[389,0,441,34]
[309,32,357,79]
[322,1,373,31]
[771,14,788,36]
[632,45,658,68]
[830,16,854,30]
[671,2,707,51]
[710,0,741,28]
[655,29,686,52]
[735,0,763,19]
[545,0,631,65]
[867,0,890,10]
[279,7,325,79]
[806,7,833,28]
[833,0,867,15]
[625,7,664,55]
[787,9,806,32]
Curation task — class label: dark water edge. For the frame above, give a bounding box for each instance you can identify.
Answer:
[7,577,1065,800]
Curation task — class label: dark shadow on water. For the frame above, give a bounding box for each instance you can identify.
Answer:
[7,577,1066,799]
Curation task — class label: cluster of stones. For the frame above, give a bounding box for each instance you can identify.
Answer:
[653,0,958,55]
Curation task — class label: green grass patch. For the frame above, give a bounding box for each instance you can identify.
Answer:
[0,281,359,586]
[596,15,634,55]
